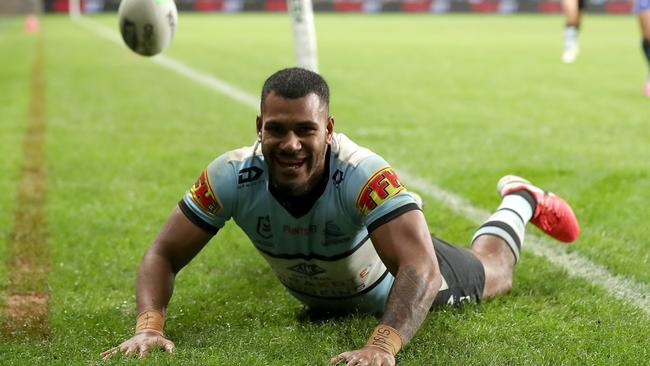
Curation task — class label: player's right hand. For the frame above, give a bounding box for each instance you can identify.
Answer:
[100,331,175,360]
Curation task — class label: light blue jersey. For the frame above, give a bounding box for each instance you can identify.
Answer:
[180,133,419,313]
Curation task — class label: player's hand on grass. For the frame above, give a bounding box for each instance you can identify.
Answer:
[100,331,175,360]
[330,346,395,366]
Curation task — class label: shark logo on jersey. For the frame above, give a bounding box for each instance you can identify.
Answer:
[355,167,405,216]
[238,166,263,184]
[324,221,344,237]
[190,169,222,215]
[323,221,349,246]
[288,263,326,277]
[257,215,273,239]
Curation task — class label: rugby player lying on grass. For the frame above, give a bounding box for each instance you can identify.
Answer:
[102,67,580,366]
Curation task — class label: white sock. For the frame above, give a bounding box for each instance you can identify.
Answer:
[564,26,579,49]
[471,193,534,263]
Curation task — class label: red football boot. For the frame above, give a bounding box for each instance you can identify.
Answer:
[497,175,580,243]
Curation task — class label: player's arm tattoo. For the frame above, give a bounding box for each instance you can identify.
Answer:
[380,264,437,344]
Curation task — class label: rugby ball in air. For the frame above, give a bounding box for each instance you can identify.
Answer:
[118,0,178,56]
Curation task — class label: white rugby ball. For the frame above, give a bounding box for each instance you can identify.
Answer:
[118,0,178,56]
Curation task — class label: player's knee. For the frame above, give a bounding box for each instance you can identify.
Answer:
[481,263,513,299]
[500,274,513,294]
[493,277,512,298]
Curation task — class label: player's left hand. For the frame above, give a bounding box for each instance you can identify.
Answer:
[330,346,395,366]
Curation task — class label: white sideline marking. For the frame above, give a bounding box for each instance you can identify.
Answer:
[153,56,259,109]
[77,17,650,316]
[76,17,259,109]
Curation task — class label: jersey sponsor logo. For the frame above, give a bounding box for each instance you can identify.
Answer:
[280,275,368,297]
[190,169,222,215]
[355,167,405,216]
[282,277,368,297]
[238,166,263,184]
[283,224,317,236]
[257,247,387,298]
[257,216,273,239]
[288,263,326,277]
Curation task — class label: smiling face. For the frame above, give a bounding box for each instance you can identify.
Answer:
[256,91,334,197]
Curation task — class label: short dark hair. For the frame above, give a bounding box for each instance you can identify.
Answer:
[260,67,330,112]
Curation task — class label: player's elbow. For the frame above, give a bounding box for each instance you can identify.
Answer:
[423,258,442,299]
[403,257,441,304]
[142,242,180,275]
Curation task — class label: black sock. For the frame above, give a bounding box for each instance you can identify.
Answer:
[509,189,537,214]
[643,38,650,70]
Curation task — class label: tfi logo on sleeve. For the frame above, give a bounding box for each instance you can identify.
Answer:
[355,167,405,216]
[190,169,222,215]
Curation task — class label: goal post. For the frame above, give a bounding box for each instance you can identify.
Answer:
[287,0,319,72]
[69,0,82,18]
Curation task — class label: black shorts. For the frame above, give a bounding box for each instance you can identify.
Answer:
[578,0,586,10]
[431,236,485,306]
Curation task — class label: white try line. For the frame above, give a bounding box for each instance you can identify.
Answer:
[76,17,259,109]
[76,17,650,317]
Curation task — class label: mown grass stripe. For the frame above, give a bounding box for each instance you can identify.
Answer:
[1,31,50,340]
[77,17,650,317]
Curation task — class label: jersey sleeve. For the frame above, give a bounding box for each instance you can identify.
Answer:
[342,154,420,233]
[179,153,237,234]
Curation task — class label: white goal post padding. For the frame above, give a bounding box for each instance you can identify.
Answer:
[287,0,319,72]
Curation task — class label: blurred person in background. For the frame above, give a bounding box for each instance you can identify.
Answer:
[638,0,650,96]
[561,0,585,63]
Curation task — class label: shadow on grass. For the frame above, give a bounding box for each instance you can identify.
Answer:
[294,306,379,324]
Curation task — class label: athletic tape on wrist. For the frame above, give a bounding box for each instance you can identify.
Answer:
[366,324,403,356]
[135,309,165,336]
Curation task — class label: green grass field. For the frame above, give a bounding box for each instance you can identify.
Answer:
[1,12,649,365]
